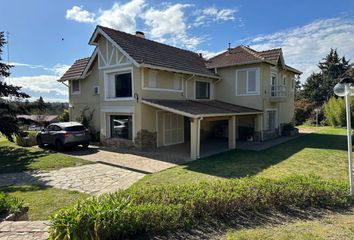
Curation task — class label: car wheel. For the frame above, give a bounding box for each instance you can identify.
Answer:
[55,139,64,150]
[82,143,89,149]
[37,137,44,147]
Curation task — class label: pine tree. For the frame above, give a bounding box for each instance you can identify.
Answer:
[302,49,352,105]
[0,31,29,141]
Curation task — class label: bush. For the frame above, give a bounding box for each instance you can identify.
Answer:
[0,191,24,218]
[59,109,69,122]
[15,131,38,147]
[323,97,354,127]
[294,99,316,125]
[50,176,352,239]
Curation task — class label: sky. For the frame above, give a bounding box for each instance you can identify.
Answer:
[1,0,354,102]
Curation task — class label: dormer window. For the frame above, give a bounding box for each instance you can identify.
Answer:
[105,68,133,101]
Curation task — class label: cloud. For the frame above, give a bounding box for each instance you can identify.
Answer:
[96,0,145,33]
[5,75,68,96]
[247,17,354,82]
[194,7,237,27]
[66,5,95,23]
[9,62,45,69]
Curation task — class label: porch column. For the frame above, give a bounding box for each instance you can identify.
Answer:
[190,118,200,160]
[255,114,263,141]
[228,115,236,149]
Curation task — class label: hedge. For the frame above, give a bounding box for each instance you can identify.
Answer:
[50,175,352,239]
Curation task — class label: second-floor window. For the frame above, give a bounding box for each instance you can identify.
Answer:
[106,70,133,100]
[236,68,260,96]
[195,81,210,99]
[71,80,80,94]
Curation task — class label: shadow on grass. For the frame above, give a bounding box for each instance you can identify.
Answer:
[0,184,49,193]
[183,133,348,179]
[152,207,354,240]
[0,145,52,173]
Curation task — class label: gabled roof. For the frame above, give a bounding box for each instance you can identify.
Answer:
[92,26,218,78]
[206,45,301,74]
[58,58,90,81]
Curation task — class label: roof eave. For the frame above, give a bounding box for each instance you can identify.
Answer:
[207,60,276,69]
[141,63,221,79]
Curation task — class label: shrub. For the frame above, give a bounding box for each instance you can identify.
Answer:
[0,191,24,218]
[50,176,352,239]
[323,97,354,127]
[15,131,38,147]
[294,99,316,125]
[59,109,69,122]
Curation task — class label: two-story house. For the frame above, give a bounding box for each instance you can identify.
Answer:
[59,26,301,160]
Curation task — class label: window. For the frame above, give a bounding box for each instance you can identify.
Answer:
[71,80,80,94]
[106,70,133,99]
[195,81,210,99]
[283,76,286,85]
[236,69,260,96]
[110,115,133,140]
[173,74,182,90]
[291,78,295,89]
[148,70,157,88]
[265,110,277,132]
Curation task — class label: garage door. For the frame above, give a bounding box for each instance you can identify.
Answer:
[163,113,184,146]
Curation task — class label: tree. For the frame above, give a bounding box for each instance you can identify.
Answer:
[302,49,352,106]
[59,109,69,122]
[0,31,29,141]
[33,96,47,114]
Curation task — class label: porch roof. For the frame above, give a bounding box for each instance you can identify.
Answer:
[142,99,262,118]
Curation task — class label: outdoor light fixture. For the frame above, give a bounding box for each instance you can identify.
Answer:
[333,76,354,195]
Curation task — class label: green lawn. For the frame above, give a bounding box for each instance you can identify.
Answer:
[225,208,354,240]
[133,126,348,188]
[0,185,89,220]
[0,136,91,173]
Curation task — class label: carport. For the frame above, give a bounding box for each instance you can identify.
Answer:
[142,99,262,160]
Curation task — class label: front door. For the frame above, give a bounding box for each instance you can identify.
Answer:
[163,113,184,146]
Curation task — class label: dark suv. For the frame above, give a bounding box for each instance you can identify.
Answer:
[36,122,91,150]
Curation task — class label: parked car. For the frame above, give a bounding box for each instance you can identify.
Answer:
[36,122,90,150]
[28,125,41,131]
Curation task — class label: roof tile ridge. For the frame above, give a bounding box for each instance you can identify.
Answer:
[240,45,264,60]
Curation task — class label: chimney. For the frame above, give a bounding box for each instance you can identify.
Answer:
[135,31,145,38]
[228,43,231,53]
[199,53,203,58]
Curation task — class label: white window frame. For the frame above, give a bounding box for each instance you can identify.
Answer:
[194,79,213,100]
[71,80,80,95]
[235,68,260,96]
[104,67,134,101]
[141,68,184,93]
[264,108,278,131]
[106,112,135,141]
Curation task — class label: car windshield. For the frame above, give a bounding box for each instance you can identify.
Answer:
[64,126,85,131]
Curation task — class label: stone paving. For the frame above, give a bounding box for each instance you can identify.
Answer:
[0,221,50,240]
[0,163,145,195]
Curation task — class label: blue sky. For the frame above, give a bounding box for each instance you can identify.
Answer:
[1,0,354,102]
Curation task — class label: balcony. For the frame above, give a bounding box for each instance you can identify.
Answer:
[270,85,287,102]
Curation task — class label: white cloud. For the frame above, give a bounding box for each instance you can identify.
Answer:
[194,7,237,27]
[96,0,145,33]
[5,75,68,96]
[247,17,354,82]
[9,62,44,69]
[66,5,95,23]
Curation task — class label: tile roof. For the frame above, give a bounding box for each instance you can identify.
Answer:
[98,26,217,77]
[206,45,301,74]
[59,58,90,81]
[17,115,59,123]
[142,99,262,117]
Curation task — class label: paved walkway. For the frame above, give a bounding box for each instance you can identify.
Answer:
[0,221,49,240]
[0,163,145,195]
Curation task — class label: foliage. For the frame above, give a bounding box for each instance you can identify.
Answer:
[32,96,47,114]
[302,49,352,106]
[59,109,69,122]
[294,99,316,125]
[0,191,24,218]
[0,31,30,141]
[323,97,354,127]
[50,176,352,239]
[76,106,98,141]
[15,131,38,147]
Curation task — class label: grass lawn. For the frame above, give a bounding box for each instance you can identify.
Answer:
[225,208,354,240]
[0,185,89,220]
[133,126,349,188]
[0,136,92,173]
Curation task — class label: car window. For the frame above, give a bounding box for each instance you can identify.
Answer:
[47,125,55,131]
[65,126,85,131]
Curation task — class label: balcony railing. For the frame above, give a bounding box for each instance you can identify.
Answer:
[270,85,287,101]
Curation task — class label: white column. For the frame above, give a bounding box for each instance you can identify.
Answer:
[190,118,200,160]
[345,86,354,195]
[228,116,236,149]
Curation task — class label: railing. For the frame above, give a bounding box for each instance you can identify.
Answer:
[270,85,287,98]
